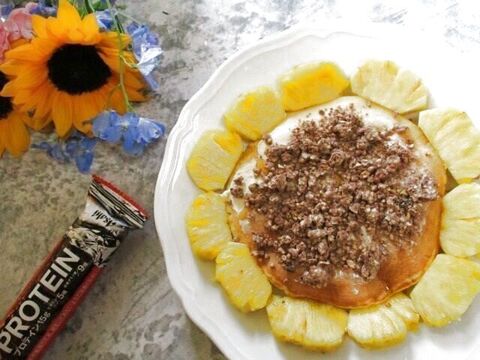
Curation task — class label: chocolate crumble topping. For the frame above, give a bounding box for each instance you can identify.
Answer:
[231,105,439,287]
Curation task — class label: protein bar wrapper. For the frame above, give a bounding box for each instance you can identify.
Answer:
[0,175,147,360]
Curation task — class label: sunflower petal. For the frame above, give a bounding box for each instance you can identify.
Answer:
[31,84,54,120]
[99,32,131,49]
[0,121,6,157]
[24,114,51,131]
[5,44,38,61]
[109,87,128,114]
[57,0,82,29]
[81,13,100,41]
[0,61,24,76]
[1,81,18,97]
[72,95,101,133]
[124,71,145,89]
[4,113,30,157]
[52,91,73,137]
[32,15,48,38]
[10,65,47,90]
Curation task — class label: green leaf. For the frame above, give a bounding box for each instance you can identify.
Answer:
[84,0,95,13]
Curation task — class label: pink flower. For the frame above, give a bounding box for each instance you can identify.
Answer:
[4,6,33,42]
[0,22,10,60]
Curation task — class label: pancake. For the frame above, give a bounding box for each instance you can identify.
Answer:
[227,96,446,309]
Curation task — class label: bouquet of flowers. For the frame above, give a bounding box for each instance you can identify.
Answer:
[0,0,165,172]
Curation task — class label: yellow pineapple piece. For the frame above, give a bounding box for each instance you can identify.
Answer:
[351,60,428,114]
[224,86,286,141]
[215,242,271,312]
[187,130,243,191]
[410,254,480,327]
[278,62,349,111]
[347,294,419,349]
[185,192,231,260]
[266,295,348,351]
[419,109,480,183]
[440,183,480,257]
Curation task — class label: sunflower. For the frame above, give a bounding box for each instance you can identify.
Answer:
[0,71,30,157]
[0,0,145,137]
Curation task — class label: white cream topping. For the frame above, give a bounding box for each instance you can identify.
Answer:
[227,96,407,214]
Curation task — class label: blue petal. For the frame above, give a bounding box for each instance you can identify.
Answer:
[0,2,14,20]
[30,1,57,16]
[137,117,165,144]
[126,24,163,91]
[96,10,114,30]
[74,151,95,173]
[122,139,145,156]
[93,111,123,143]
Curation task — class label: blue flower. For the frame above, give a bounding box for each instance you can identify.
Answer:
[96,9,114,30]
[126,23,163,93]
[0,1,14,20]
[28,1,57,17]
[33,133,98,173]
[93,111,165,156]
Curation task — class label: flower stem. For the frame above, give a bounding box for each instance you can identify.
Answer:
[105,0,134,113]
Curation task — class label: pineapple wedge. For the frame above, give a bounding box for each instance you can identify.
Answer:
[410,254,480,327]
[279,62,349,111]
[351,60,428,114]
[440,183,480,257]
[215,242,272,312]
[347,294,419,349]
[266,295,348,351]
[419,109,480,183]
[224,86,286,141]
[187,130,243,191]
[185,192,232,260]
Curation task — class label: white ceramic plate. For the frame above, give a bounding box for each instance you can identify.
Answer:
[154,24,480,360]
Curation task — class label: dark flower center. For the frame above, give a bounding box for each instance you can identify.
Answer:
[0,72,13,120]
[47,44,112,95]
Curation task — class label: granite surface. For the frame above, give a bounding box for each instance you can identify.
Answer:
[0,0,478,359]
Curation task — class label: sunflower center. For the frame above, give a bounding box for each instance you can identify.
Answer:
[0,72,13,120]
[47,44,112,95]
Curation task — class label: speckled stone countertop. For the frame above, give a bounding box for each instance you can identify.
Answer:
[0,0,478,359]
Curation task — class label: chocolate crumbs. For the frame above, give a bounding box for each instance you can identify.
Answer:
[230,105,438,287]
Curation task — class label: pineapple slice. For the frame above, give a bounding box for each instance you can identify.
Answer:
[215,242,272,312]
[440,183,480,257]
[278,62,349,111]
[351,60,428,114]
[419,109,480,183]
[266,295,348,351]
[185,192,232,260]
[410,254,480,327]
[224,86,286,141]
[347,294,419,349]
[187,130,243,191]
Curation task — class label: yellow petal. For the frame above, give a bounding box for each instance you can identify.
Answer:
[57,0,82,29]
[10,65,47,90]
[32,84,54,120]
[5,43,38,61]
[0,81,17,97]
[46,18,69,42]
[109,87,127,114]
[4,113,30,157]
[126,87,147,102]
[72,95,100,133]
[99,32,131,49]
[32,15,48,38]
[124,71,145,89]
[81,13,100,41]
[52,91,73,137]
[0,60,23,76]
